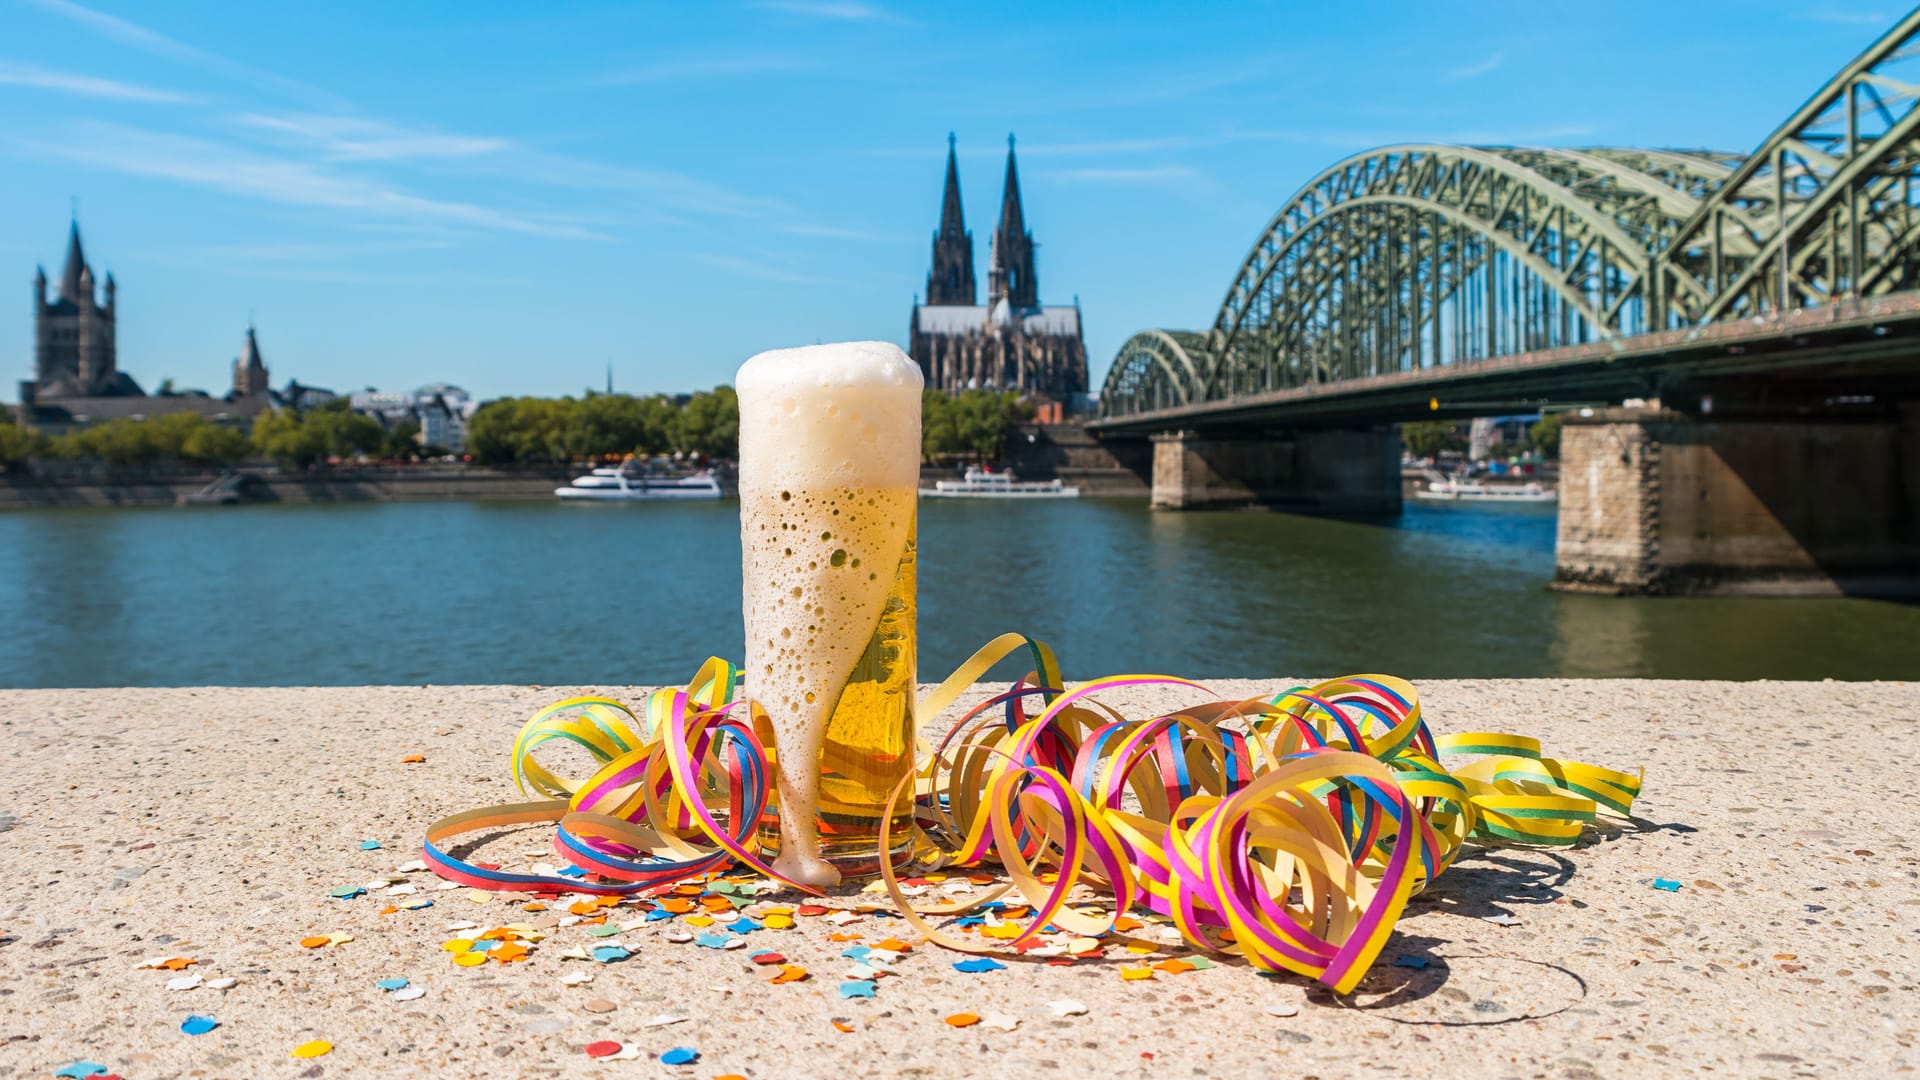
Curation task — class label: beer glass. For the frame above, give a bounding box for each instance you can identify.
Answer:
[735,342,921,886]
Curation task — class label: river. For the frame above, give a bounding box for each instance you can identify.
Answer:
[1,497,1914,688]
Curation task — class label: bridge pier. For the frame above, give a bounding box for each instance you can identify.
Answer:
[1149,427,1402,513]
[1553,404,1920,597]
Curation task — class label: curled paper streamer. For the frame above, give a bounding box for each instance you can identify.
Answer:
[424,634,1640,992]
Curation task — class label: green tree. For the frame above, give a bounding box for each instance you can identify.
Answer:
[381,420,422,460]
[1529,414,1562,457]
[0,415,52,472]
[676,386,738,458]
[1402,421,1456,458]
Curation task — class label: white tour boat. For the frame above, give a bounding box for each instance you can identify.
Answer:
[1413,474,1557,503]
[556,465,723,501]
[921,467,1080,499]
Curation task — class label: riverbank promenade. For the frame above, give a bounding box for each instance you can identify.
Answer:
[4,679,1912,1077]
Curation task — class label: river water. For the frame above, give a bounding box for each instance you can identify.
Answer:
[1,498,1914,688]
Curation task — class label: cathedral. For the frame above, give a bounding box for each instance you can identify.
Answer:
[31,220,138,399]
[909,135,1088,404]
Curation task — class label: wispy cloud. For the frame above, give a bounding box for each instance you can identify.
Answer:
[694,252,848,286]
[1223,124,1593,149]
[199,239,457,262]
[235,113,513,162]
[26,0,344,106]
[596,55,819,85]
[1442,50,1506,81]
[1045,165,1201,188]
[6,121,596,239]
[752,1,902,21]
[776,223,895,241]
[0,60,199,103]
[1800,9,1889,26]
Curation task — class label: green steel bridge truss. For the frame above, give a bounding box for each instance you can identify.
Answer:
[1098,11,1920,420]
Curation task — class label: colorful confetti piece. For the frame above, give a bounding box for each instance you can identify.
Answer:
[291,1040,333,1059]
[659,1047,699,1065]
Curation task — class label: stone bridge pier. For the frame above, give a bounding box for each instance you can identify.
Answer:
[1148,427,1402,513]
[1554,403,1920,597]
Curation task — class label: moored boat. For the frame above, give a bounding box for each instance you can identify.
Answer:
[556,464,722,501]
[1413,473,1556,503]
[921,467,1080,499]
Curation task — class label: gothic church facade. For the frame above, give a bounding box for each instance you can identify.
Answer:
[909,136,1087,404]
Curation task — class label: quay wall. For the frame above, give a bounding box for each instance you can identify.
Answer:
[0,465,578,509]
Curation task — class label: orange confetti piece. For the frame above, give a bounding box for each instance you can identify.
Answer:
[828,933,862,942]
[968,873,996,885]
[770,964,809,984]
[492,943,530,963]
[378,905,398,915]
[299,936,330,949]
[699,896,734,910]
[796,904,830,917]
[831,1021,854,1033]
[159,957,197,970]
[673,884,704,896]
[401,754,425,764]
[660,899,695,913]
[945,1013,981,1028]
[1120,966,1155,981]
[1153,958,1196,975]
[291,1040,332,1058]
[1113,916,1144,932]
[568,901,600,916]
[875,938,912,952]
[522,902,548,912]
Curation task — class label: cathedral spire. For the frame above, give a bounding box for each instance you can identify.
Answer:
[989,133,1037,309]
[60,218,88,305]
[924,133,976,306]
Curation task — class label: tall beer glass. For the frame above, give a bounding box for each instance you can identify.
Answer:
[736,342,921,887]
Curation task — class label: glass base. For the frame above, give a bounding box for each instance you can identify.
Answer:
[756,809,916,880]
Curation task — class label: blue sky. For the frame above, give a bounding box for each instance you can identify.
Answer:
[0,0,1902,402]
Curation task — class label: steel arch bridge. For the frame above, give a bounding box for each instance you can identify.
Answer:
[1095,11,1920,428]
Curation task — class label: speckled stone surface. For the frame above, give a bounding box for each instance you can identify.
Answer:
[1,679,1914,1079]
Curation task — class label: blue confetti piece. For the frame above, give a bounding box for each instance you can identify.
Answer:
[660,1047,699,1065]
[953,957,1005,974]
[695,933,733,949]
[730,917,763,933]
[180,1014,219,1036]
[953,915,988,928]
[646,908,677,922]
[358,839,383,851]
[328,886,365,899]
[376,977,410,991]
[1652,877,1683,892]
[838,980,876,999]
[54,1064,107,1078]
[1393,956,1430,970]
[749,950,777,960]
[840,945,871,960]
[468,938,501,952]
[405,899,434,910]
[556,865,587,878]
[591,945,630,964]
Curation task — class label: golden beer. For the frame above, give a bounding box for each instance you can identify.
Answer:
[736,343,922,886]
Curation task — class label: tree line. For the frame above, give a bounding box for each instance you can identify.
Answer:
[3,385,1038,473]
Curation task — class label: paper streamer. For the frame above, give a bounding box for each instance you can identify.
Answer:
[424,635,1640,992]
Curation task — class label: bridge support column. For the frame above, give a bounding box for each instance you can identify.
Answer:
[1553,405,1920,597]
[1149,427,1402,513]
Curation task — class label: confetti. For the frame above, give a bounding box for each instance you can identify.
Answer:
[981,1013,1019,1031]
[1152,958,1195,975]
[300,936,331,949]
[584,999,618,1014]
[644,1014,689,1028]
[763,914,794,930]
[453,952,488,967]
[1048,999,1088,1017]
[1265,1002,1301,1018]
[53,1063,107,1078]
[1652,878,1683,892]
[1393,956,1430,970]
[376,977,410,991]
[359,840,383,851]
[166,974,203,991]
[659,1047,699,1065]
[180,1014,219,1036]
[1484,913,1523,927]
[749,951,786,965]
[953,957,1004,973]
[291,1040,333,1059]
[771,964,809,984]
[159,957,196,971]
[1119,966,1155,981]
[944,1012,981,1028]
[205,977,238,990]
[560,970,594,987]
[392,986,426,1001]
[401,754,426,763]
[591,945,631,964]
[584,1041,623,1059]
[838,980,876,999]
[831,1020,855,1033]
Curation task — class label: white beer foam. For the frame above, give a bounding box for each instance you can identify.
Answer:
[736,342,921,888]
